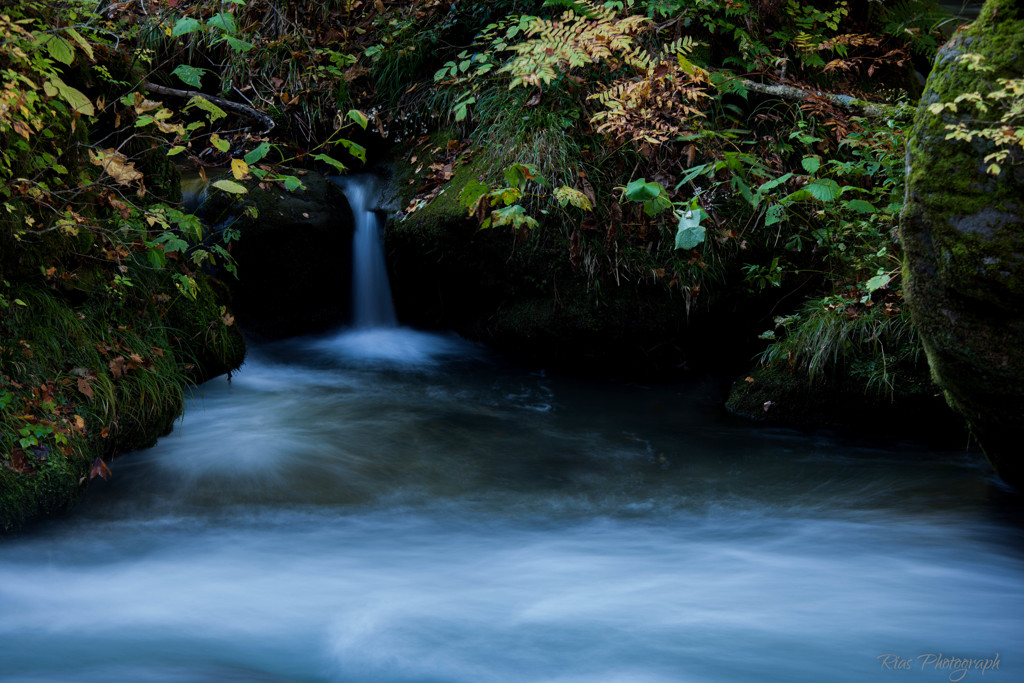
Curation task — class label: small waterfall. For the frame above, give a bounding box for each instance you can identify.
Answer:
[314,175,472,366]
[334,174,397,329]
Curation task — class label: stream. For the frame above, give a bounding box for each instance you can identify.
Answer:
[1,174,1022,682]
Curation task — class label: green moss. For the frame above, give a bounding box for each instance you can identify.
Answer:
[900,0,1024,486]
[1,262,245,534]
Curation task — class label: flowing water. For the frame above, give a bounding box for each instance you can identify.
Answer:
[2,175,1022,682]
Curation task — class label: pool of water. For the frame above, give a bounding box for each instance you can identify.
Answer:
[1,328,1021,682]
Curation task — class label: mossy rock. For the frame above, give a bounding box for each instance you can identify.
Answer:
[199,170,355,338]
[900,0,1024,487]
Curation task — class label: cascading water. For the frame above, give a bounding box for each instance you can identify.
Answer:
[333,174,397,329]
[316,174,468,365]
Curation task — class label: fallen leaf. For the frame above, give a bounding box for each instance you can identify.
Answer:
[77,377,94,399]
[109,356,126,378]
[90,457,111,480]
[745,377,755,383]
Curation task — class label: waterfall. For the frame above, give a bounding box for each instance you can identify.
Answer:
[334,174,397,329]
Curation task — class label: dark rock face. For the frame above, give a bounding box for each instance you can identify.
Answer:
[201,172,355,339]
[900,0,1024,488]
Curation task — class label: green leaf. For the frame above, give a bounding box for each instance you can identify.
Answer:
[282,175,304,191]
[624,178,664,202]
[225,36,253,52]
[864,273,891,293]
[459,179,489,212]
[42,35,74,65]
[339,139,366,163]
[172,64,206,88]
[801,156,821,175]
[843,199,876,213]
[764,203,786,226]
[675,208,707,250]
[756,172,794,196]
[64,27,94,62]
[210,133,230,153]
[553,186,592,210]
[211,179,248,194]
[785,179,842,203]
[314,153,347,173]
[244,142,271,164]
[46,78,94,116]
[347,109,369,129]
[208,12,238,34]
[674,163,712,190]
[172,17,203,37]
[803,179,842,202]
[185,95,227,122]
[504,163,541,190]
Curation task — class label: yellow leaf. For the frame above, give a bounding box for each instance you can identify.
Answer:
[231,158,251,180]
[88,148,144,185]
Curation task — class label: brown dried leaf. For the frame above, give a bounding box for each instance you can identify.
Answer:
[77,377,94,399]
[90,457,111,480]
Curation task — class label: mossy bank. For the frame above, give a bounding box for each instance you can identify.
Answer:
[1,265,244,534]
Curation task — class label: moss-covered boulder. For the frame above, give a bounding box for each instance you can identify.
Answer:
[900,0,1024,487]
[200,171,354,339]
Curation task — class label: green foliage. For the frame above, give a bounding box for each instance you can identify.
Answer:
[928,52,1024,176]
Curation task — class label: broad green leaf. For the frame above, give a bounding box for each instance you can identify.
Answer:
[624,178,663,202]
[167,146,186,156]
[244,142,271,164]
[42,35,74,64]
[172,64,205,88]
[210,133,230,153]
[46,78,94,116]
[172,17,203,37]
[553,186,592,210]
[764,203,786,226]
[314,153,347,173]
[64,27,94,62]
[339,139,366,163]
[756,172,794,196]
[864,273,891,293]
[185,95,227,122]
[803,179,842,202]
[459,179,489,212]
[211,179,248,194]
[225,36,253,52]
[843,199,876,213]
[785,178,842,203]
[675,208,708,250]
[347,109,369,129]
[282,175,304,191]
[801,156,821,175]
[208,12,238,34]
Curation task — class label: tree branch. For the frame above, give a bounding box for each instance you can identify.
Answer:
[740,80,914,120]
[143,82,276,134]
